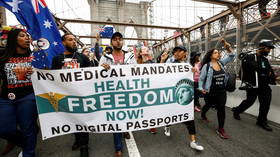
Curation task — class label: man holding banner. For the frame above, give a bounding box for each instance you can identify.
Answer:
[51,33,91,157]
[99,32,137,157]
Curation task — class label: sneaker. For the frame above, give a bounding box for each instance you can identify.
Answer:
[164,126,170,136]
[115,151,123,157]
[18,151,22,157]
[216,128,229,139]
[231,107,240,120]
[124,132,131,139]
[194,106,201,112]
[256,121,273,131]
[261,13,271,19]
[190,141,204,151]
[149,128,157,134]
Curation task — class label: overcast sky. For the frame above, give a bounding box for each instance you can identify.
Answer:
[6,0,226,46]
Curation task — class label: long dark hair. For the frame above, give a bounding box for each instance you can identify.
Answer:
[200,48,216,69]
[0,29,29,62]
[190,54,200,66]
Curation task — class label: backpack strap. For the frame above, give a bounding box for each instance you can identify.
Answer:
[205,63,210,78]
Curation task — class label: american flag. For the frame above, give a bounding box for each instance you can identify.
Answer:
[0,0,65,68]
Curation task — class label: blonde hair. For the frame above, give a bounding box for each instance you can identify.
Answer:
[81,46,90,53]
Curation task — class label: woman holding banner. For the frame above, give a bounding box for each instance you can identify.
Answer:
[0,28,38,157]
[163,46,204,151]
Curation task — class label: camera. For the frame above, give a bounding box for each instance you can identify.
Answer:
[238,52,247,60]
[239,82,253,90]
[238,51,255,60]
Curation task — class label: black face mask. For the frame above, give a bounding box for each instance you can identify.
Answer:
[261,51,269,57]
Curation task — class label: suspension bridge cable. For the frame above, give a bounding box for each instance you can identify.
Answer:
[63,0,88,36]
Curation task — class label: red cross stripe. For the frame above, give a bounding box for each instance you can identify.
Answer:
[31,0,47,14]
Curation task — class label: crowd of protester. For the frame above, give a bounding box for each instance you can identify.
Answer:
[0,20,278,157]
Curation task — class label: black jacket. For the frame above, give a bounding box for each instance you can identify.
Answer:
[241,53,276,86]
[51,52,91,69]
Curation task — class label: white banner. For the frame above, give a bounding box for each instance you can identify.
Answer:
[31,63,194,139]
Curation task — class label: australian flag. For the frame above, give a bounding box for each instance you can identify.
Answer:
[99,26,114,38]
[0,0,65,68]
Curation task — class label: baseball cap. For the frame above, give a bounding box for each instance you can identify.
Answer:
[111,32,123,41]
[172,45,187,54]
[259,39,275,49]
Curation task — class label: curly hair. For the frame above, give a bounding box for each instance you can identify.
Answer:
[200,48,216,69]
[0,28,30,62]
[190,54,200,66]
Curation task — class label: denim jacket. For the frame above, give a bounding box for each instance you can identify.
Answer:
[199,52,235,92]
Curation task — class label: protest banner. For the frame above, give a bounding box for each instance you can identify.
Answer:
[31,63,194,139]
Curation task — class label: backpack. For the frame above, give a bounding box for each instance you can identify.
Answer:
[226,73,236,92]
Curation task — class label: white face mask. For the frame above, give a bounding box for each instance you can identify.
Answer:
[64,58,72,62]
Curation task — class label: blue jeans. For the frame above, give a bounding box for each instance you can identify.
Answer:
[113,133,123,152]
[0,93,38,157]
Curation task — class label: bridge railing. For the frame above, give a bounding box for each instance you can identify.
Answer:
[152,0,280,80]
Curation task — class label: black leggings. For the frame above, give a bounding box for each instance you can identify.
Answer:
[194,82,200,107]
[202,90,227,129]
[183,120,196,135]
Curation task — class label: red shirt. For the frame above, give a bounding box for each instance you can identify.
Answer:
[112,52,124,65]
